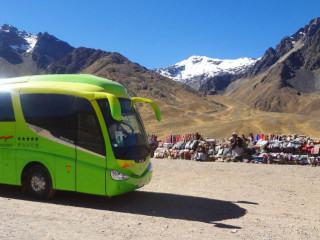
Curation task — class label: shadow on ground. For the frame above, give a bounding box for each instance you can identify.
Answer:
[0,185,246,226]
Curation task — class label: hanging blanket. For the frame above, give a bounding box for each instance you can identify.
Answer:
[311,145,320,155]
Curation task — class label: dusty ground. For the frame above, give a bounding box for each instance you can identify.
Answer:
[0,159,319,240]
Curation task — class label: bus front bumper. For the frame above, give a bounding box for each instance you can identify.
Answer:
[106,168,153,197]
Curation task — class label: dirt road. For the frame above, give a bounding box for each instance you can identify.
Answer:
[0,159,319,240]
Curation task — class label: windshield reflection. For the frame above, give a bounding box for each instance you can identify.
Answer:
[98,98,150,161]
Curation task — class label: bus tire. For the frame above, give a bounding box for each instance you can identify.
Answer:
[27,165,56,200]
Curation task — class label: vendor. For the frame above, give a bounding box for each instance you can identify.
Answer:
[194,143,207,161]
[230,132,244,161]
[248,133,254,142]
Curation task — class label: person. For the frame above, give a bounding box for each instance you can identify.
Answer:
[195,132,201,140]
[248,133,254,142]
[108,121,129,147]
[241,134,248,142]
[194,143,207,161]
[241,134,249,148]
[230,132,244,161]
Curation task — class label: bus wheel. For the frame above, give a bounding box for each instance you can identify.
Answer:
[27,165,56,200]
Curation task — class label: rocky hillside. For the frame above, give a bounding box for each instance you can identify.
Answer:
[225,17,320,115]
[0,24,74,77]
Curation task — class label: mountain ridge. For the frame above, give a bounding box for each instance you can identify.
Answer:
[225,17,320,114]
[154,55,257,91]
[0,24,227,138]
[155,17,320,99]
[1,18,320,138]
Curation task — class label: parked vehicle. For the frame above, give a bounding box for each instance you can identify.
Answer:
[0,74,161,199]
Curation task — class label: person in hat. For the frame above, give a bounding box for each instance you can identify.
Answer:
[194,143,207,161]
[230,132,244,161]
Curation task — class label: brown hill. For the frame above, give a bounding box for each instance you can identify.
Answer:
[0,24,227,139]
[45,47,227,138]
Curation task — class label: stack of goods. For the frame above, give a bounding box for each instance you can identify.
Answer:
[246,134,320,165]
[154,147,168,158]
[154,133,216,161]
[154,132,320,166]
[213,134,320,166]
[168,140,199,160]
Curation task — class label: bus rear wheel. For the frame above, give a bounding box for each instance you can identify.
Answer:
[27,165,56,200]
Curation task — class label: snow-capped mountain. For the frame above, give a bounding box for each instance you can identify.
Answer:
[154,56,258,90]
[0,24,38,53]
[0,24,74,76]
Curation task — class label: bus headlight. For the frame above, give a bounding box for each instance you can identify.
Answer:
[110,170,129,181]
[148,162,153,172]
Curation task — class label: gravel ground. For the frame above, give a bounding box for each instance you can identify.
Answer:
[0,158,319,240]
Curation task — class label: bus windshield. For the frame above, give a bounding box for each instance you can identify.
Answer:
[98,98,150,161]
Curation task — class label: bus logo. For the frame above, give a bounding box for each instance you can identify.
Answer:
[0,135,14,142]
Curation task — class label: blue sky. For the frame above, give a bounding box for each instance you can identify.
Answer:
[0,0,319,69]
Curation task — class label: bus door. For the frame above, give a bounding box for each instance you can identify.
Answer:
[75,98,107,195]
[0,92,16,184]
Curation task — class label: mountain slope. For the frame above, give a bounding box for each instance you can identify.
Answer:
[225,17,320,115]
[0,24,227,137]
[0,24,74,77]
[45,47,227,136]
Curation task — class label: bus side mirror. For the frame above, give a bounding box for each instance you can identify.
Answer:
[94,92,122,121]
[131,97,162,122]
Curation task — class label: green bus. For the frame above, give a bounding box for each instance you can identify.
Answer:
[0,74,161,199]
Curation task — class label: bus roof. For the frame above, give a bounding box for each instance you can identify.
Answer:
[0,74,128,96]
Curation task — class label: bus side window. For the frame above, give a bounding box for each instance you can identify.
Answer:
[20,94,76,143]
[0,92,15,122]
[76,97,106,156]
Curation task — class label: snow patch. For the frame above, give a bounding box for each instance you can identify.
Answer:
[5,28,38,53]
[24,35,38,52]
[155,55,258,89]
[10,44,29,52]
